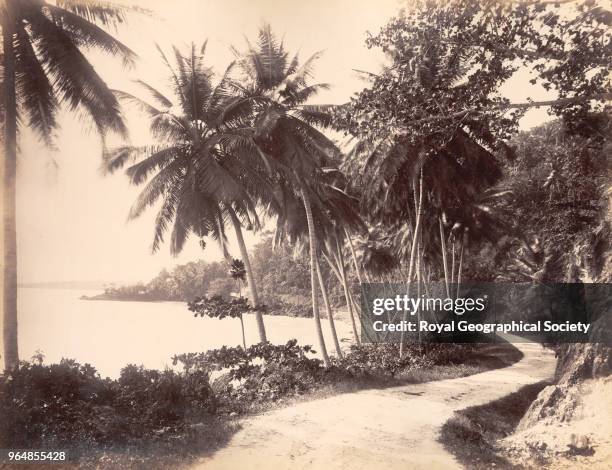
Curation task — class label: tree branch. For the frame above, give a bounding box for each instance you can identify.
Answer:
[394,93,612,129]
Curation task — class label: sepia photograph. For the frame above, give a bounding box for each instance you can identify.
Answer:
[1,0,611,468]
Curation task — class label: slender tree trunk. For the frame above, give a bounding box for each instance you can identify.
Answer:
[227,207,267,342]
[336,241,360,344]
[456,237,464,300]
[315,258,342,357]
[299,184,330,366]
[400,169,423,357]
[346,229,370,283]
[439,216,450,297]
[451,239,456,285]
[3,12,19,371]
[322,250,360,345]
[416,240,422,343]
[239,314,246,350]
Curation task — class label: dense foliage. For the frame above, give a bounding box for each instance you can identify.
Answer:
[0,359,215,447]
[87,235,346,316]
[1,341,490,448]
[460,118,611,283]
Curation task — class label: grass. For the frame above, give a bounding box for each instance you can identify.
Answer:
[439,381,551,470]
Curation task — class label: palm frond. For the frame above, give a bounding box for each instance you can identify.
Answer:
[134,80,172,109]
[15,26,58,146]
[128,162,183,220]
[26,11,126,136]
[155,43,186,107]
[55,0,148,27]
[44,5,136,66]
[292,104,333,128]
[151,180,181,253]
[102,144,148,173]
[283,83,330,106]
[126,146,182,185]
[112,89,160,117]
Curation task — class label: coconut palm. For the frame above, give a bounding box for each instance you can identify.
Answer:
[1,0,137,370]
[104,42,274,342]
[272,172,364,355]
[230,25,341,365]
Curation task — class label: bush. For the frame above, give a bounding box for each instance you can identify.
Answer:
[173,340,325,410]
[0,360,216,447]
[0,359,113,446]
[332,344,431,378]
[332,343,482,379]
[0,341,486,450]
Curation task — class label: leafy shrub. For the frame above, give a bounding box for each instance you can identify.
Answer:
[173,340,325,410]
[0,360,215,447]
[0,359,113,446]
[188,295,251,319]
[332,343,481,378]
[0,341,485,450]
[332,344,431,378]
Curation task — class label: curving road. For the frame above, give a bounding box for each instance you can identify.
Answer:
[191,339,555,470]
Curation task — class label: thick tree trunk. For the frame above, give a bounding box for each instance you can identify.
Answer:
[3,13,19,371]
[227,207,267,342]
[299,184,330,367]
[315,258,342,357]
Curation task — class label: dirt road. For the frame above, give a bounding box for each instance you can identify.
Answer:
[191,340,555,470]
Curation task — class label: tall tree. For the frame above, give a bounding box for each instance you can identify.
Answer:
[1,0,136,370]
[104,43,273,342]
[337,0,611,278]
[232,25,345,365]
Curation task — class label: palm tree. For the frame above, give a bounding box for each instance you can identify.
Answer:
[273,174,364,356]
[231,25,341,366]
[104,42,272,342]
[1,0,137,370]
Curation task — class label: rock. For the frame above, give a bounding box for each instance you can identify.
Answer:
[516,385,576,431]
[555,343,612,385]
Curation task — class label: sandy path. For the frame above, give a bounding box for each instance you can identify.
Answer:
[191,339,556,470]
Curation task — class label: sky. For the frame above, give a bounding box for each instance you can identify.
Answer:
[16,0,557,285]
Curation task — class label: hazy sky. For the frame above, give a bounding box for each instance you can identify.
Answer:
[17,0,556,284]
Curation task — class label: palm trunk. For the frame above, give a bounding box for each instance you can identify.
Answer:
[451,239,456,285]
[299,184,330,367]
[416,240,422,343]
[322,250,360,345]
[439,216,450,297]
[315,258,342,357]
[227,207,267,342]
[346,229,370,283]
[239,314,246,350]
[336,241,360,344]
[400,169,423,357]
[3,15,19,371]
[456,237,464,300]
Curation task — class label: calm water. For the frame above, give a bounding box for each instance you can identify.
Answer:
[18,288,351,378]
